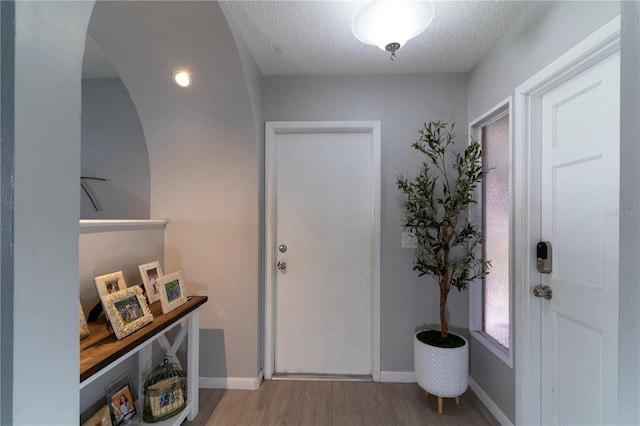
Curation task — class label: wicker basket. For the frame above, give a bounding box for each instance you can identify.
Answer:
[143,359,187,423]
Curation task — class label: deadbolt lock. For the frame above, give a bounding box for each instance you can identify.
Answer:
[536,241,552,274]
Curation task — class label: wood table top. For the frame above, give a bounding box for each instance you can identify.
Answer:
[80,295,208,383]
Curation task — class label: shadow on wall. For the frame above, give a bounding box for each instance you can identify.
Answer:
[200,329,228,380]
[81,36,150,219]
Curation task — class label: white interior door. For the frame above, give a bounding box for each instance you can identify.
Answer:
[266,122,380,377]
[539,51,619,425]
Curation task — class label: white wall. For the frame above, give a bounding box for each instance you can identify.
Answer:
[263,73,469,373]
[81,78,150,219]
[13,1,94,424]
[87,1,260,380]
[466,2,621,422]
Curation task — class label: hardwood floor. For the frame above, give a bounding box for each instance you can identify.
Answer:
[184,380,500,426]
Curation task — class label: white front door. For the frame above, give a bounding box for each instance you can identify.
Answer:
[265,122,380,377]
[539,51,619,424]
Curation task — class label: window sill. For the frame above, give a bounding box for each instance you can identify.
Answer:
[470,330,513,368]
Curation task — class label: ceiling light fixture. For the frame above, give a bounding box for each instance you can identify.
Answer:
[173,71,191,87]
[351,0,435,62]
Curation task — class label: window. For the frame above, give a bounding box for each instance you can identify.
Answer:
[481,114,510,349]
[469,100,512,364]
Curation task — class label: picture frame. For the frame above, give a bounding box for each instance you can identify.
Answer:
[157,271,188,314]
[138,261,163,304]
[103,286,153,340]
[79,302,90,340]
[94,271,128,301]
[82,405,112,426]
[106,373,137,425]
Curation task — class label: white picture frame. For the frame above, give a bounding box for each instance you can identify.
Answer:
[103,286,154,340]
[138,261,163,304]
[157,271,188,314]
[94,271,127,301]
[79,301,90,340]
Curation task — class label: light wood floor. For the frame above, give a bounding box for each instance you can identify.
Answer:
[184,380,499,426]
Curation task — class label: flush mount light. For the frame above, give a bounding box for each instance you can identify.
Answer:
[173,71,191,87]
[352,0,435,61]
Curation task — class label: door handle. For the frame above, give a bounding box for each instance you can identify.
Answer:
[533,285,553,300]
[277,260,287,271]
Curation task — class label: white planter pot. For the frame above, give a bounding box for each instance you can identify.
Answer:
[414,331,468,397]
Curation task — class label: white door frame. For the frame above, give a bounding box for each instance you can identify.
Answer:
[263,121,381,381]
[513,17,620,425]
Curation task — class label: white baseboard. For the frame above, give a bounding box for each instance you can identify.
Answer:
[468,377,513,426]
[200,370,264,390]
[379,371,416,383]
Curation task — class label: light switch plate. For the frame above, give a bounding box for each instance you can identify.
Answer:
[402,232,417,248]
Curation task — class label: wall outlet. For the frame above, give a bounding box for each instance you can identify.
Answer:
[402,232,417,248]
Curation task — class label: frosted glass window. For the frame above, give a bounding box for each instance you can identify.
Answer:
[482,114,510,349]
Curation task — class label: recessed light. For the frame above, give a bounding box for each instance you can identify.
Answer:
[173,71,191,87]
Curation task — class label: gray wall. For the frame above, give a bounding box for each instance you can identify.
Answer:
[13,1,94,424]
[466,1,621,422]
[88,1,260,380]
[0,1,13,423]
[263,73,469,373]
[218,0,265,374]
[619,2,640,424]
[468,1,621,120]
[79,224,165,315]
[81,78,150,219]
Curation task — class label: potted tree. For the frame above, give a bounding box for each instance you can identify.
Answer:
[396,121,490,414]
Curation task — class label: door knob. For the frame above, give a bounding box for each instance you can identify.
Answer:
[277,260,287,271]
[533,285,553,300]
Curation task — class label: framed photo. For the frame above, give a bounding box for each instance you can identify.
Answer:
[157,271,188,314]
[82,405,112,426]
[103,286,153,340]
[106,373,137,425]
[79,302,90,340]
[94,271,127,301]
[138,261,163,304]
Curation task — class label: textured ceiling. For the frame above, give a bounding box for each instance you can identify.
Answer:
[223,0,534,75]
[83,1,534,78]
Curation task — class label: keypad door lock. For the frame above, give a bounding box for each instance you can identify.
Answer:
[536,241,552,274]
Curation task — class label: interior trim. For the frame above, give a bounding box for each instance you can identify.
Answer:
[469,377,514,426]
[513,16,620,425]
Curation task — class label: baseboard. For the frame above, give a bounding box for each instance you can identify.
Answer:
[379,371,416,383]
[468,377,514,426]
[200,370,264,390]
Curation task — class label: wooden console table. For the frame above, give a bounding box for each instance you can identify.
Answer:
[80,295,208,424]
